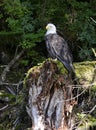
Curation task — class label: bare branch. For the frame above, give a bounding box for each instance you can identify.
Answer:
[0,105,9,111]
[73,105,96,129]
[88,105,96,114]
[0,81,23,86]
[90,17,96,24]
[14,45,21,58]
[92,48,96,57]
[0,50,24,82]
[0,65,7,68]
[0,81,23,94]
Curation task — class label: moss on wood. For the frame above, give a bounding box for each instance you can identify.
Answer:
[23,59,96,129]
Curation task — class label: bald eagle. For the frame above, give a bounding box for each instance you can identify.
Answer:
[45,23,75,75]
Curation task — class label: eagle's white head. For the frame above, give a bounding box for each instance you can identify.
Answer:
[45,23,57,35]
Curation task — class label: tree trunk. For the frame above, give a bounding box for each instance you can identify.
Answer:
[25,60,77,130]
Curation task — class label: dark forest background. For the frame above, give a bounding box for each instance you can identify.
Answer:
[0,0,96,130]
[0,0,96,65]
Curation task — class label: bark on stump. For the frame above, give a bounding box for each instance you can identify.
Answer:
[25,60,76,130]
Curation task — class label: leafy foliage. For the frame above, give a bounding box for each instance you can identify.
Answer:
[0,0,46,66]
[0,0,96,62]
[28,0,96,61]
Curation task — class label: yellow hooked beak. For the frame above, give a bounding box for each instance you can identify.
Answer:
[46,25,49,30]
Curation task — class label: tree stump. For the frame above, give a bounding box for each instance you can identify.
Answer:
[24,60,76,130]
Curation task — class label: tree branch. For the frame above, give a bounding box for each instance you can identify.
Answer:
[0,50,24,82]
[0,105,9,111]
[90,17,96,24]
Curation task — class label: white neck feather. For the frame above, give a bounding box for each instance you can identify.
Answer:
[46,30,57,35]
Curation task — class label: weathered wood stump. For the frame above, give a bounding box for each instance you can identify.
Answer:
[24,60,76,130]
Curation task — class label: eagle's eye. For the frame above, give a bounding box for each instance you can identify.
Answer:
[50,25,53,28]
[49,25,53,29]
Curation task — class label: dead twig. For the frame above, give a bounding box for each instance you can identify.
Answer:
[0,81,23,95]
[0,81,23,86]
[0,50,24,82]
[90,17,96,24]
[73,105,96,129]
[0,105,9,111]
